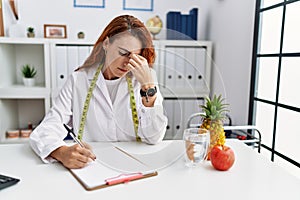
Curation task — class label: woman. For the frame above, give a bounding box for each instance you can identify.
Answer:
[30,15,167,169]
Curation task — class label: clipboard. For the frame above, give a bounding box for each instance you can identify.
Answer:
[69,145,158,191]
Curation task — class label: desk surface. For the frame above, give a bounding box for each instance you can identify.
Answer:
[0,140,299,200]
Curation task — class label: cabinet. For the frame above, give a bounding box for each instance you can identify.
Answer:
[153,40,212,139]
[49,41,94,99]
[154,40,212,98]
[0,38,212,142]
[0,38,51,143]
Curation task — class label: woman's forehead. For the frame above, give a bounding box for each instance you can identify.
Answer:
[111,34,142,53]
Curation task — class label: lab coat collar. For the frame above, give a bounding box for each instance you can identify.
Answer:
[86,65,113,110]
[86,65,137,110]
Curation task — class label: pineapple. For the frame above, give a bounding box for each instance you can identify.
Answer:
[200,94,229,159]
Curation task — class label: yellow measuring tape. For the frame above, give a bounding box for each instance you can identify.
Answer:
[78,64,140,142]
[126,76,141,142]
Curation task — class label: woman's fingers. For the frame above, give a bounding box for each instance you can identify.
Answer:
[63,144,95,168]
[129,57,139,69]
[130,53,144,65]
[82,142,97,160]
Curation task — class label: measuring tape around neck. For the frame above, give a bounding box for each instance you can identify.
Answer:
[126,75,141,142]
[77,65,140,142]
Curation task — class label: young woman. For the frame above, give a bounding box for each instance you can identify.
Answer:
[30,15,167,169]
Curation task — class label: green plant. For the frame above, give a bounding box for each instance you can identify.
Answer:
[27,27,34,33]
[21,64,37,78]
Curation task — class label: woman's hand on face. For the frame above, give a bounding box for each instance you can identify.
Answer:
[127,54,154,87]
[50,144,96,169]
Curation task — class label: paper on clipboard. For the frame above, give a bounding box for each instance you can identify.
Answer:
[113,140,184,171]
[69,145,157,191]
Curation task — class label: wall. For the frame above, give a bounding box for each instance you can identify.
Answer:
[206,0,256,125]
[2,0,256,125]
[2,0,208,41]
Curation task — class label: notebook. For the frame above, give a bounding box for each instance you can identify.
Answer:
[69,145,157,191]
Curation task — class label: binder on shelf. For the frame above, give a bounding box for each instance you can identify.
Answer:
[69,145,157,191]
[180,14,188,40]
[166,12,175,39]
[195,48,207,89]
[166,8,198,40]
[55,46,68,88]
[173,99,184,139]
[185,47,196,89]
[189,8,198,40]
[166,11,181,40]
[67,46,79,75]
[162,99,174,139]
[164,47,176,90]
[78,46,90,66]
[174,47,185,88]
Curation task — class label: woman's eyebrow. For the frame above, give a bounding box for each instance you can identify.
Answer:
[118,46,141,55]
[118,47,131,53]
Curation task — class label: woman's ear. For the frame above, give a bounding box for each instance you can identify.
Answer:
[103,37,109,50]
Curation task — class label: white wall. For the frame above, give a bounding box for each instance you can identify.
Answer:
[1,0,256,125]
[2,0,209,41]
[205,0,256,125]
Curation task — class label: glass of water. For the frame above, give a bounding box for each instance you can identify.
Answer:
[183,128,210,167]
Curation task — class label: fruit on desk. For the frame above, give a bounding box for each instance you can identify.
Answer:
[200,94,229,159]
[210,145,235,171]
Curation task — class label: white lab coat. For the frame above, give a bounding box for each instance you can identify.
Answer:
[29,65,168,163]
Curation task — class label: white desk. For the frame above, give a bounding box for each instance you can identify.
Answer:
[0,140,299,200]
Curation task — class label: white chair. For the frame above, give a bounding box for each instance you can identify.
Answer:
[186,112,262,153]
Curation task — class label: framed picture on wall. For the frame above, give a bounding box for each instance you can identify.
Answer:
[123,0,153,11]
[74,0,105,8]
[44,24,67,39]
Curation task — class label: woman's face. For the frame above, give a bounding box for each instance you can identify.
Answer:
[103,34,142,80]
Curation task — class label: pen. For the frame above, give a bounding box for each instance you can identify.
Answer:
[63,124,85,148]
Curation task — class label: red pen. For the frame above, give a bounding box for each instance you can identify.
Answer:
[105,173,143,185]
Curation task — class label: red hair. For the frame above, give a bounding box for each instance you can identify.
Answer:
[79,15,155,69]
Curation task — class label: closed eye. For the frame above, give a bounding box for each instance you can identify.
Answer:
[118,50,130,57]
[118,47,132,57]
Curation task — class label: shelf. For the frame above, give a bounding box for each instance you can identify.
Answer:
[0,39,51,143]
[0,37,48,44]
[0,98,46,142]
[159,40,212,47]
[1,137,29,144]
[161,88,209,99]
[0,85,50,98]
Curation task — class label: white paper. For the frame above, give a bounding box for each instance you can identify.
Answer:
[70,146,154,189]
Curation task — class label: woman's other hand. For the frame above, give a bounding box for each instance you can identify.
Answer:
[127,54,154,88]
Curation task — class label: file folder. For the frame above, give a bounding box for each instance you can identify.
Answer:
[69,145,157,191]
[55,46,68,88]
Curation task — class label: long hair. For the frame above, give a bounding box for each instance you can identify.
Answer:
[78,15,155,70]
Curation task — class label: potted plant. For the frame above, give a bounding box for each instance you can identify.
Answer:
[77,31,85,39]
[21,64,37,86]
[27,27,35,38]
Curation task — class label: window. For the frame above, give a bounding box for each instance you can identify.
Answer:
[249,0,300,174]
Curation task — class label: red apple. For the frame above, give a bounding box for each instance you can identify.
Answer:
[210,145,235,171]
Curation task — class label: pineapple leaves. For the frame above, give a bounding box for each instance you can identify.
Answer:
[199,94,229,121]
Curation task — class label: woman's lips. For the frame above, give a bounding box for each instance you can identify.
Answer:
[118,67,128,73]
